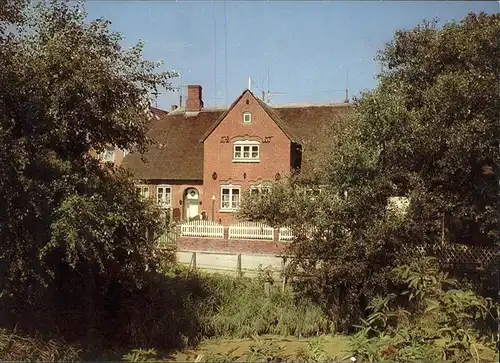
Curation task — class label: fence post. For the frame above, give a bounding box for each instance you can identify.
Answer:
[237,254,242,277]
[273,228,279,241]
[191,252,197,271]
[281,257,287,292]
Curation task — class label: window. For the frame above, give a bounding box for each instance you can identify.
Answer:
[221,186,241,211]
[233,140,260,162]
[250,184,271,195]
[100,149,115,162]
[123,149,129,158]
[136,185,150,199]
[157,185,172,208]
[243,112,252,123]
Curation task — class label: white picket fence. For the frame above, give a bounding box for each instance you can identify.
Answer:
[229,221,274,240]
[278,227,294,241]
[180,220,224,238]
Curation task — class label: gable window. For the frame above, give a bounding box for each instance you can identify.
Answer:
[233,140,260,162]
[136,185,150,199]
[157,185,172,208]
[221,185,241,211]
[123,149,129,158]
[243,112,252,123]
[100,149,115,162]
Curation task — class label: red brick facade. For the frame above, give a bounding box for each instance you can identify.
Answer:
[203,90,292,224]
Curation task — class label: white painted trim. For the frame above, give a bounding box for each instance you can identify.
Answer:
[220,185,241,211]
[233,141,260,162]
[156,184,172,208]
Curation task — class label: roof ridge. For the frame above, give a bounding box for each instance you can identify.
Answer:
[273,103,352,108]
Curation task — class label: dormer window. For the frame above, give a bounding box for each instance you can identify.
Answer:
[243,112,252,123]
[233,140,260,162]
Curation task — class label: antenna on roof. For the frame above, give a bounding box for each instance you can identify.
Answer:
[152,90,161,107]
[179,72,183,107]
[266,68,271,104]
[344,67,350,103]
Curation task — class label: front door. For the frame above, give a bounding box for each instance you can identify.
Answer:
[184,188,199,221]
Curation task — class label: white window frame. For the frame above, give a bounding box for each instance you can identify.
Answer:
[233,140,260,163]
[136,185,150,199]
[100,149,115,162]
[243,112,252,123]
[156,185,172,208]
[123,149,129,158]
[220,185,241,212]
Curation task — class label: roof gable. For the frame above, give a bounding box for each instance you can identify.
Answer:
[200,89,299,143]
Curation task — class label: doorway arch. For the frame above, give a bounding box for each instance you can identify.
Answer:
[183,188,200,221]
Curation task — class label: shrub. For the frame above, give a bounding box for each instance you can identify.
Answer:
[347,257,498,363]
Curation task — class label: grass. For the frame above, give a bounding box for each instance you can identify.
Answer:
[154,335,352,362]
[158,264,335,342]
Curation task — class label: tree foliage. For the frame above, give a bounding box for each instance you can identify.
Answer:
[0,0,177,301]
[238,12,500,331]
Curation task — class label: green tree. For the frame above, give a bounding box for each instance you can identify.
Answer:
[0,0,177,341]
[238,12,500,331]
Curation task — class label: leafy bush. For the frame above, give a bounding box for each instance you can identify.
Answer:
[348,257,498,363]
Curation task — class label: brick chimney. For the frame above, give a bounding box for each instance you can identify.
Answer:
[186,85,204,112]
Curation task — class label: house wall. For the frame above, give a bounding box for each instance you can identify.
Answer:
[203,91,292,225]
[135,180,204,222]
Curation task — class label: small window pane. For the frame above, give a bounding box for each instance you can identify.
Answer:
[243,112,251,123]
[251,146,259,158]
[243,146,250,158]
[234,146,241,158]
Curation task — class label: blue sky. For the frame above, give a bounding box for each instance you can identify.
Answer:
[84,1,498,110]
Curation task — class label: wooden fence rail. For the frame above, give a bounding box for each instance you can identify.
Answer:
[229,221,274,240]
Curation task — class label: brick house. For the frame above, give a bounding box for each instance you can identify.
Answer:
[122,84,352,226]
